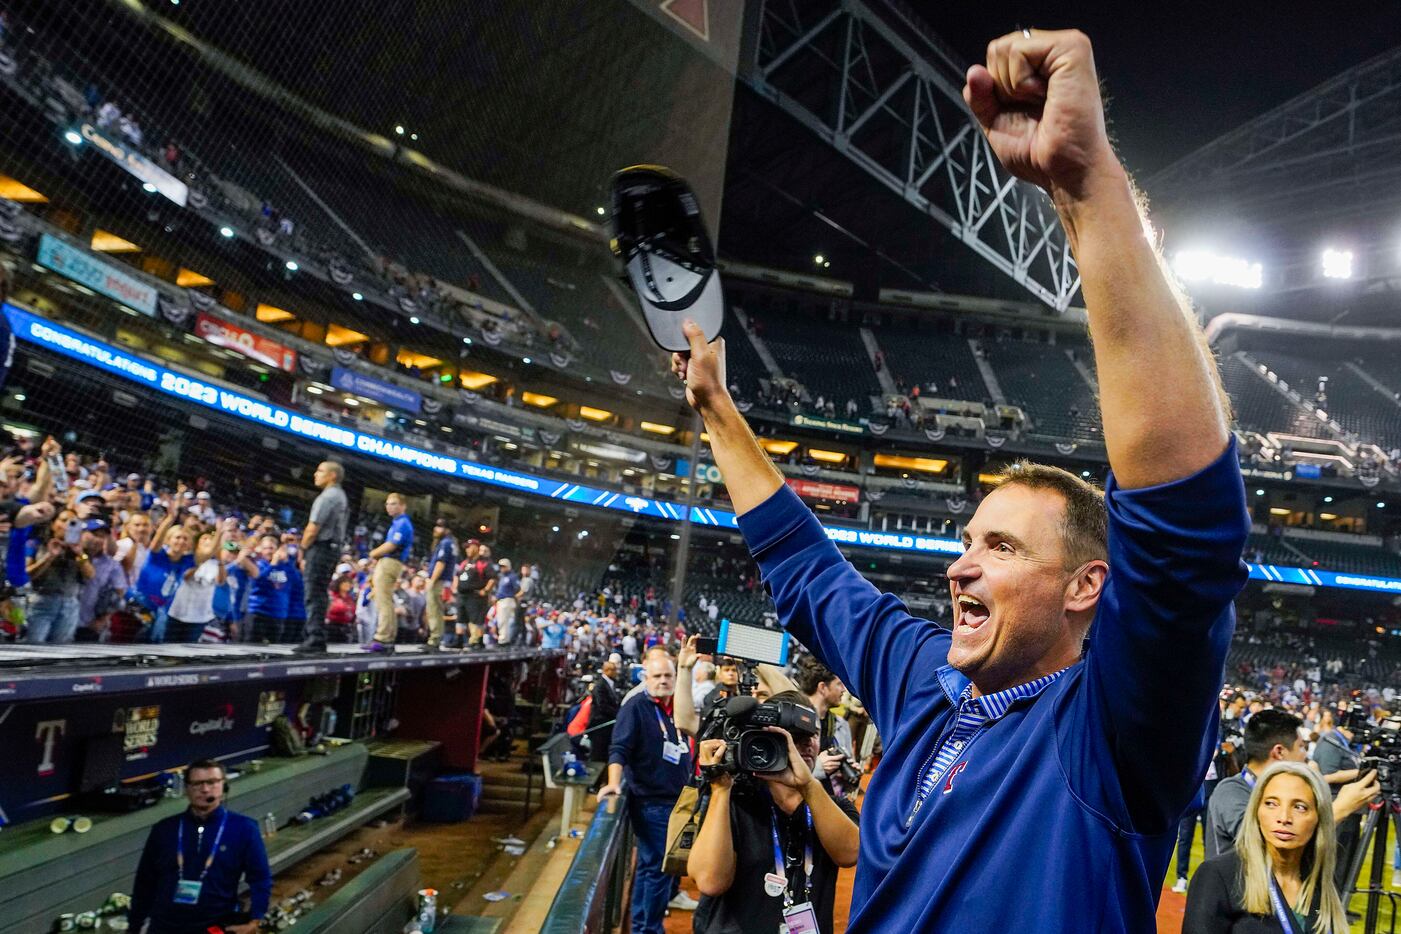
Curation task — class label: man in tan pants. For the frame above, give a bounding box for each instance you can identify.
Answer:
[366,493,413,653]
[424,517,458,651]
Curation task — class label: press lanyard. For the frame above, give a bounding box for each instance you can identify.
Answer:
[1267,875,1300,933]
[177,811,228,882]
[770,804,814,908]
[652,702,672,742]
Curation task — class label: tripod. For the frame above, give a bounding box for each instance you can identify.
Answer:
[1344,794,1401,934]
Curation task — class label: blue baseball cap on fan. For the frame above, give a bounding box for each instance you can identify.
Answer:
[609,165,724,353]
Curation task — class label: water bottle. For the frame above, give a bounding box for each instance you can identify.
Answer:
[264,812,278,837]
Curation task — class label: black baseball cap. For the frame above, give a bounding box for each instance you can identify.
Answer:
[610,165,724,353]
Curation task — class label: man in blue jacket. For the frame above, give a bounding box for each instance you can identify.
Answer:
[129,759,270,933]
[668,27,1250,933]
[597,654,692,934]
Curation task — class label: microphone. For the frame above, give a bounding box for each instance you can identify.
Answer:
[725,695,758,718]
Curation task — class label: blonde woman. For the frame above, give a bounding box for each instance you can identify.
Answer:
[1184,761,1351,933]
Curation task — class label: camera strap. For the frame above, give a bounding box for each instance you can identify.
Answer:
[768,803,813,908]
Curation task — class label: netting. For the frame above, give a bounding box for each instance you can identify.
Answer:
[0,0,933,649]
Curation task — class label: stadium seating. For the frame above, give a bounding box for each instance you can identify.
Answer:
[719,311,771,401]
[293,164,518,308]
[982,338,1102,442]
[1250,349,1401,451]
[1248,530,1401,577]
[753,299,882,410]
[1219,354,1332,440]
[872,320,989,403]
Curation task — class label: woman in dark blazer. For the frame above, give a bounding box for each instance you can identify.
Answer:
[1184,761,1350,933]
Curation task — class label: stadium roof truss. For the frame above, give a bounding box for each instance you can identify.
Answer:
[744,0,1081,311]
[1149,46,1401,229]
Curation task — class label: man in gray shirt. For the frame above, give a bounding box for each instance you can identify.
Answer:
[294,460,348,653]
[1208,708,1375,859]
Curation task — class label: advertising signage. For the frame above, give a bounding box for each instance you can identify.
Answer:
[330,365,423,414]
[36,233,158,316]
[195,312,297,372]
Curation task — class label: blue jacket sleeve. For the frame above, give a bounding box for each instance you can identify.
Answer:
[608,697,636,768]
[127,819,164,931]
[1061,440,1249,835]
[737,485,949,739]
[243,817,273,918]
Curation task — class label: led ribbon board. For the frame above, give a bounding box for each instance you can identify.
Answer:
[11,305,1401,595]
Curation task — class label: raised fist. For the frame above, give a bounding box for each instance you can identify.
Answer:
[963,29,1118,200]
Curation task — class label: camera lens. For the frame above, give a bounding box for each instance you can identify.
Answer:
[738,731,787,773]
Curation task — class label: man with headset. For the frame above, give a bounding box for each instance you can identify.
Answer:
[129,759,271,934]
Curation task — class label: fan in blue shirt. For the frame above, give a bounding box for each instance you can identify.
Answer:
[386,513,414,562]
[665,27,1250,933]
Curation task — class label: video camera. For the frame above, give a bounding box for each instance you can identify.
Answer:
[1341,697,1401,795]
[700,694,818,778]
[696,621,817,779]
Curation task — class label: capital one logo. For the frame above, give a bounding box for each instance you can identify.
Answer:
[36,719,65,776]
[190,704,236,735]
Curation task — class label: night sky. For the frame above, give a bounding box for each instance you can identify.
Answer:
[921,2,1401,180]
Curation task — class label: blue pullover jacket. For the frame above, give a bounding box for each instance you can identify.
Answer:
[736,440,1249,932]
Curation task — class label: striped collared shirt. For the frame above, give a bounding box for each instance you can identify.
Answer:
[907,666,1069,825]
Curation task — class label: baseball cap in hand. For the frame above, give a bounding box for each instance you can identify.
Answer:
[610,165,724,352]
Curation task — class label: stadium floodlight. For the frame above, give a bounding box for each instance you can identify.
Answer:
[410,133,418,141]
[522,357,532,364]
[142,182,157,193]
[1321,248,1353,279]
[1255,489,1265,496]
[285,260,298,272]
[13,393,25,402]
[814,254,825,265]
[351,292,363,301]
[218,226,234,238]
[1170,250,1263,290]
[408,316,420,324]
[63,130,82,146]
[462,336,472,345]
[1323,495,1333,503]
[395,125,405,136]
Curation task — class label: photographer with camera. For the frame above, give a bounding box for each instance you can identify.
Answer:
[1208,710,1378,861]
[1312,707,1368,892]
[671,27,1252,930]
[796,657,860,796]
[689,689,859,934]
[596,653,692,934]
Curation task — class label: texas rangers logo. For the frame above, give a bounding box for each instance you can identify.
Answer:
[942,761,969,795]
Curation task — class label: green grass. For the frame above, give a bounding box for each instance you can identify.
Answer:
[1171,822,1401,933]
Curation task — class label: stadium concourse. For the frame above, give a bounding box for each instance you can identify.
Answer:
[1,1,1401,933]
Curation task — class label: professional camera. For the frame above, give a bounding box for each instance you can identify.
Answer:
[824,744,862,787]
[1341,699,1401,795]
[699,693,818,778]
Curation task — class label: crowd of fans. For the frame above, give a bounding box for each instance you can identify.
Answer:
[0,430,764,650]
